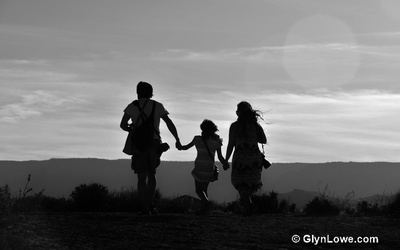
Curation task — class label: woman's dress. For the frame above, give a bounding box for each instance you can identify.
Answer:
[231,124,263,196]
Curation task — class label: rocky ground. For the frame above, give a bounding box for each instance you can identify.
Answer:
[2,212,400,249]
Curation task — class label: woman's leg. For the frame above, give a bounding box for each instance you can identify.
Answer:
[240,192,255,216]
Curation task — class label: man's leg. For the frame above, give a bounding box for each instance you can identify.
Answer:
[147,172,157,210]
[146,140,159,213]
[137,173,149,213]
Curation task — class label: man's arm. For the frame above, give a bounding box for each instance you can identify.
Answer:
[120,113,132,132]
[161,114,180,143]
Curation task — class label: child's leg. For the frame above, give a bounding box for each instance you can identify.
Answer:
[195,180,209,202]
[195,180,212,214]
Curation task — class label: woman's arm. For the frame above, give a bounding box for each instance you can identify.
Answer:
[217,147,230,170]
[257,123,267,144]
[225,123,236,162]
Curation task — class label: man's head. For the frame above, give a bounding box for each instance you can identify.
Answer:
[137,81,153,98]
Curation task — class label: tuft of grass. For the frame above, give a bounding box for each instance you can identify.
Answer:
[0,175,46,249]
[41,196,73,212]
[10,174,45,213]
[107,187,142,212]
[158,194,200,214]
[223,191,296,214]
[303,186,343,216]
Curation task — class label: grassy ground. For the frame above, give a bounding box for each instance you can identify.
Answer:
[2,180,400,249]
[2,211,400,249]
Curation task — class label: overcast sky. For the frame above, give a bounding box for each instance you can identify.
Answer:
[1,0,400,163]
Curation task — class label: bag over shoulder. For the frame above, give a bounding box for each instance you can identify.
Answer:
[123,100,159,154]
[132,100,158,152]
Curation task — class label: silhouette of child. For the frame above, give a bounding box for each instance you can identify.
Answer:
[177,119,229,214]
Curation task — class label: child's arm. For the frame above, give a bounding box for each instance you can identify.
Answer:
[179,141,194,151]
[178,136,195,151]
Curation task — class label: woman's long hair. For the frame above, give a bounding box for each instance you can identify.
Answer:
[236,101,264,137]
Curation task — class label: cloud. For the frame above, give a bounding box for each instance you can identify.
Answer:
[263,90,400,162]
[161,88,400,163]
[152,41,400,69]
[151,47,281,64]
[0,90,87,123]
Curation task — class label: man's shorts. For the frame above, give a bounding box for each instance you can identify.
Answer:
[131,140,161,174]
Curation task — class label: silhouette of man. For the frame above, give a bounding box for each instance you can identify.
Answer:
[120,81,181,214]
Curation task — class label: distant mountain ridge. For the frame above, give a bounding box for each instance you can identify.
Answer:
[1,159,399,206]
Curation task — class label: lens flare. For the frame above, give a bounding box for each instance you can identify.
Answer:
[283,15,360,90]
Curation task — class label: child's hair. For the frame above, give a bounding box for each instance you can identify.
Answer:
[200,119,218,138]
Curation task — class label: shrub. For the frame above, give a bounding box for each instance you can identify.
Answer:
[303,196,340,216]
[387,192,400,216]
[252,191,280,213]
[70,183,108,212]
[303,186,356,216]
[12,192,45,213]
[356,200,387,216]
[251,191,294,213]
[0,185,12,216]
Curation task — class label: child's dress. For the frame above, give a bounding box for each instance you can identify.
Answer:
[191,135,223,182]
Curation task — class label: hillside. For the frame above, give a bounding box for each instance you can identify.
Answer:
[1,159,400,206]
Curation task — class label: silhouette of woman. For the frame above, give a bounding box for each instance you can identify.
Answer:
[177,119,229,214]
[225,101,267,215]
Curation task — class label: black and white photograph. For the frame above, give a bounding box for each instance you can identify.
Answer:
[1,0,400,249]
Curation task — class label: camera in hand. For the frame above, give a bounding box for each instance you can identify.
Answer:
[157,143,170,156]
[262,158,271,169]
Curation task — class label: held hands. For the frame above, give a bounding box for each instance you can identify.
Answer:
[222,160,230,171]
[175,140,183,151]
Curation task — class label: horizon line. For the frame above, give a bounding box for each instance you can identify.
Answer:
[1,157,399,164]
